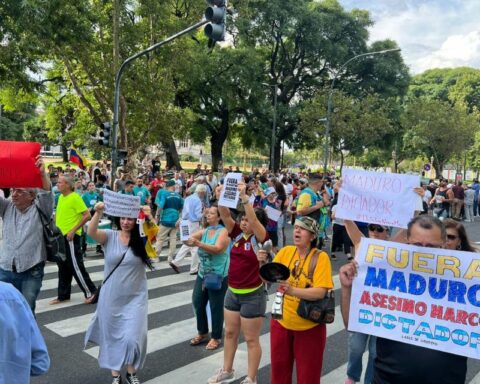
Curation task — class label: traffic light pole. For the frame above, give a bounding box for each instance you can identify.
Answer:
[111,19,209,187]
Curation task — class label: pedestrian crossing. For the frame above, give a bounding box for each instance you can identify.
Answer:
[31,250,480,383]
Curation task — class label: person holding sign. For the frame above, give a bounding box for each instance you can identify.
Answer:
[261,187,282,252]
[270,216,334,384]
[186,206,230,351]
[0,155,53,313]
[85,202,154,384]
[339,215,468,384]
[208,182,269,384]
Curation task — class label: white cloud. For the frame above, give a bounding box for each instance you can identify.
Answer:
[340,0,480,74]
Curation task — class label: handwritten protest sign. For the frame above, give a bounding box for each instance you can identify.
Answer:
[0,141,43,188]
[180,220,191,241]
[348,238,480,359]
[103,189,140,218]
[336,169,419,228]
[219,173,242,209]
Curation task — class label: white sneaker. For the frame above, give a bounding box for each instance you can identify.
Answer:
[240,377,257,384]
[207,368,235,383]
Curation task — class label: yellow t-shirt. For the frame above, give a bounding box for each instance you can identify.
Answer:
[273,245,334,331]
[296,192,313,212]
[56,192,88,235]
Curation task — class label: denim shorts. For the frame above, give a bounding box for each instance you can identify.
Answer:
[224,286,267,318]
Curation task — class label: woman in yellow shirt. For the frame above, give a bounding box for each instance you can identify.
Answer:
[270,216,333,384]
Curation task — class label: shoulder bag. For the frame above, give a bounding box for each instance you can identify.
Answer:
[296,250,335,324]
[35,205,67,263]
[90,249,128,304]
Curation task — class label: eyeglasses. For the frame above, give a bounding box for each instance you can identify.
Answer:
[446,234,459,241]
[368,224,385,233]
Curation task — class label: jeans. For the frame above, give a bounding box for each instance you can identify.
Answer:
[474,197,479,216]
[0,262,45,313]
[192,275,228,339]
[347,332,376,383]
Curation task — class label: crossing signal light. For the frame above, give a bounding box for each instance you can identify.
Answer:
[98,122,111,146]
[205,0,226,42]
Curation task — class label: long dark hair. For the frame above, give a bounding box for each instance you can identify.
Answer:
[115,217,154,270]
[274,180,287,211]
[443,219,478,252]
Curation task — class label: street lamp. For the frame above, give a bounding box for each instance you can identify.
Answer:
[262,82,279,172]
[324,48,401,175]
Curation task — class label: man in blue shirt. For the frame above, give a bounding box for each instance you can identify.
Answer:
[133,176,151,205]
[0,282,50,382]
[155,180,184,262]
[169,184,206,274]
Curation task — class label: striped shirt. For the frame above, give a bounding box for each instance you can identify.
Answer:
[0,191,54,273]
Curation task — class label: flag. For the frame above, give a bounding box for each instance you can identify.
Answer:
[69,148,87,170]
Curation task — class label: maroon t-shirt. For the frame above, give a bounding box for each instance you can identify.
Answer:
[228,223,266,289]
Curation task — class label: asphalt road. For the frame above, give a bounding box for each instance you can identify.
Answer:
[1,218,479,383]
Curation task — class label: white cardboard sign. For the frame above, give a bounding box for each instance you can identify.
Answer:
[336,169,419,228]
[348,238,480,360]
[179,220,191,241]
[103,189,141,218]
[219,173,242,209]
[265,205,282,222]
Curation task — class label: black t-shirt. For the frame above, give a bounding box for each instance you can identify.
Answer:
[373,337,467,384]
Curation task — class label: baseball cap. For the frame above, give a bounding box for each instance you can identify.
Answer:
[265,187,277,196]
[166,180,176,187]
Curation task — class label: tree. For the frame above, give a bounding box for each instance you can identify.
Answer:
[402,98,478,176]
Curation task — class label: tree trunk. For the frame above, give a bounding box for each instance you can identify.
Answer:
[272,140,281,172]
[210,108,229,172]
[162,139,181,170]
[61,145,69,163]
[339,150,344,176]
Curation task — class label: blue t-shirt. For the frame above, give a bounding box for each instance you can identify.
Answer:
[133,185,151,205]
[82,191,102,210]
[156,190,184,227]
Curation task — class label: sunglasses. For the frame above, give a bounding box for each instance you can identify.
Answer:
[446,234,459,241]
[368,224,386,233]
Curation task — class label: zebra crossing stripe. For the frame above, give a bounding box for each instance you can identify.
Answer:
[36,272,197,314]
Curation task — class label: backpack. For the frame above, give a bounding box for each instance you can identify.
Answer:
[36,206,67,263]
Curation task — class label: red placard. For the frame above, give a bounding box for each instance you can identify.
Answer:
[0,141,43,188]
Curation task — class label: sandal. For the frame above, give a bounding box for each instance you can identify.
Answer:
[205,339,222,350]
[190,334,209,346]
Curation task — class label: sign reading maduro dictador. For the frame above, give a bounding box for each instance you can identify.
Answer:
[349,238,480,359]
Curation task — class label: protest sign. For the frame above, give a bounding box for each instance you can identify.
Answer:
[219,173,242,209]
[103,189,140,218]
[336,169,419,228]
[0,141,42,188]
[180,220,191,241]
[348,238,480,359]
[265,205,282,222]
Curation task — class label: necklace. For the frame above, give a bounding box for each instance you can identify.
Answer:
[291,248,310,280]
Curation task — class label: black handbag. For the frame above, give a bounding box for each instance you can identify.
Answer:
[91,250,127,304]
[296,250,335,324]
[35,205,67,263]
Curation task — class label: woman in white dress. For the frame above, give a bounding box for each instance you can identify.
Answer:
[86,202,154,384]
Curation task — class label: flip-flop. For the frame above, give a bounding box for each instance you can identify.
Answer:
[205,339,222,350]
[49,298,70,305]
[190,334,209,346]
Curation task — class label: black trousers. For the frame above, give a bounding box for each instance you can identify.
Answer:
[57,234,97,300]
[331,224,352,255]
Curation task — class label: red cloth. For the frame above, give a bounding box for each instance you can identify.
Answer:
[270,319,326,384]
[227,223,263,289]
[0,141,42,188]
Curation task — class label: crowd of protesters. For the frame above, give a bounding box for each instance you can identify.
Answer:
[1,154,479,384]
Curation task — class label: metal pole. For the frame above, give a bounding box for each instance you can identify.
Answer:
[324,48,400,176]
[271,84,277,172]
[111,19,209,187]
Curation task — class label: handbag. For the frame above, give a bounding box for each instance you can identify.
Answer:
[296,250,335,324]
[90,250,128,304]
[35,205,67,263]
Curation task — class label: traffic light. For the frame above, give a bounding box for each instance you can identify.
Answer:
[98,122,111,146]
[204,0,226,42]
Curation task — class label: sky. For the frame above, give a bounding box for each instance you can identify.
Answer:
[339,0,480,74]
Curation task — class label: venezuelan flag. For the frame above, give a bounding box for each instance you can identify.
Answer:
[69,148,88,170]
